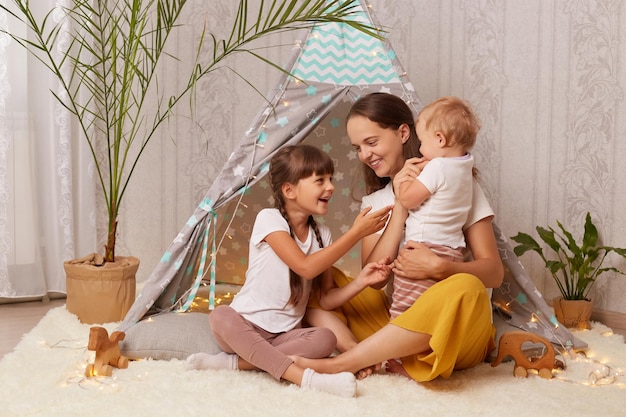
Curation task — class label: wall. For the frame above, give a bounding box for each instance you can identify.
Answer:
[105,0,626,315]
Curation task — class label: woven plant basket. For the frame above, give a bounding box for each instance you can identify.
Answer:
[553,297,593,330]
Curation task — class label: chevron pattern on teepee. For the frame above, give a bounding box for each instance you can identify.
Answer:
[291,8,399,85]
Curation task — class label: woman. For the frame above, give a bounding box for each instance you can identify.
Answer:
[302,92,503,382]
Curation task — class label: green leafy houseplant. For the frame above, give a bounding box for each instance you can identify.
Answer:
[511,212,626,330]
[511,212,626,302]
[1,0,379,263]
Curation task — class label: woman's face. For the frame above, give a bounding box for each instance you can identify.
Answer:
[347,115,408,179]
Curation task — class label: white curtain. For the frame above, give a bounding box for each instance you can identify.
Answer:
[0,1,96,302]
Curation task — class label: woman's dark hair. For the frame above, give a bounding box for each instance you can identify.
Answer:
[347,92,421,194]
[269,144,333,306]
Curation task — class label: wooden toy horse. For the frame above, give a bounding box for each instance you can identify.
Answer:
[85,326,129,377]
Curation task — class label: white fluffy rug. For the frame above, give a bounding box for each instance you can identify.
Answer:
[1,306,625,417]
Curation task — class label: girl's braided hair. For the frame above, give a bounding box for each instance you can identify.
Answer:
[269,144,334,306]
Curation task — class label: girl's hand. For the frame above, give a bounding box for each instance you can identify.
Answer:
[355,258,391,287]
[392,240,443,280]
[392,157,428,194]
[352,205,393,237]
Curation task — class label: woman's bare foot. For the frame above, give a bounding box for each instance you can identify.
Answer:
[385,359,412,379]
[292,355,380,380]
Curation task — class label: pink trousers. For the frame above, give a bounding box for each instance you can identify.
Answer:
[209,305,337,380]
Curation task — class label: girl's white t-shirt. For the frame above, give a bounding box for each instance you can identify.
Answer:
[230,208,332,333]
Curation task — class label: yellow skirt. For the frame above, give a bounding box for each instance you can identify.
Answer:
[308,267,390,342]
[391,273,496,381]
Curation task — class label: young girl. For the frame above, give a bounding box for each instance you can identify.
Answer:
[186,144,392,397]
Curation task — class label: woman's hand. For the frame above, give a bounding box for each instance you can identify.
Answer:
[392,240,444,280]
[351,205,393,238]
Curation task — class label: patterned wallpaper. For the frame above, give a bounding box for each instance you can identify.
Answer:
[104,0,626,315]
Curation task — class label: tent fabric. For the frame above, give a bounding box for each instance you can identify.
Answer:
[117,0,585,350]
[490,223,585,348]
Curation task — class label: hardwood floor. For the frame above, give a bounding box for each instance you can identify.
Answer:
[1,299,625,361]
[0,298,66,360]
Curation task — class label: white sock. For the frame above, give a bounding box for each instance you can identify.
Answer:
[185,352,238,371]
[301,368,356,398]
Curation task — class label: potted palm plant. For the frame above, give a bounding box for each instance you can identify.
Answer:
[511,212,626,330]
[1,0,379,323]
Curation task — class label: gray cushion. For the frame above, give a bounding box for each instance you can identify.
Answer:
[119,312,222,360]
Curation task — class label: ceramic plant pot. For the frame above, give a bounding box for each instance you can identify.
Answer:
[553,297,593,330]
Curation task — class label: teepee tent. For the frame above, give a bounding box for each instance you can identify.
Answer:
[118,0,585,350]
